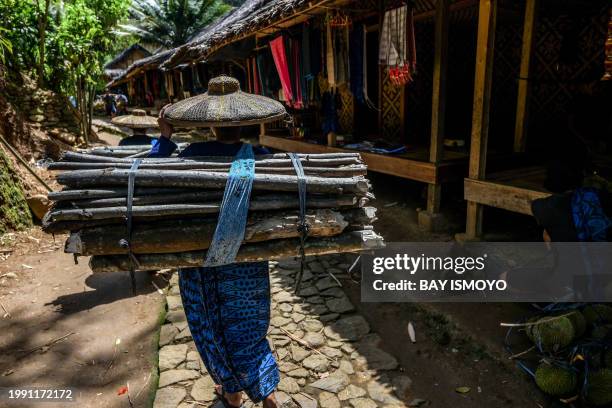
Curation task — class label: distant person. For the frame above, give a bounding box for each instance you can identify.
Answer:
[116,93,128,116]
[103,93,117,118]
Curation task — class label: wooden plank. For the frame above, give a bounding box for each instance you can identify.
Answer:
[466,0,497,238]
[513,0,538,153]
[260,135,438,184]
[464,178,550,215]
[426,0,450,214]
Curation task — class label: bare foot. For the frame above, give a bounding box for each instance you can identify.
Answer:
[215,385,243,407]
[262,392,279,408]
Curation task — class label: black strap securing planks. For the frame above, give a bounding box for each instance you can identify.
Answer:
[119,158,142,294]
[288,153,309,292]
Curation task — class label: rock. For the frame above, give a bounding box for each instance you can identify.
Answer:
[306,296,324,305]
[275,290,298,303]
[185,351,201,370]
[159,324,178,347]
[309,371,349,392]
[392,376,413,398]
[320,288,344,298]
[349,398,378,408]
[408,398,428,407]
[367,381,401,404]
[280,303,293,313]
[339,385,367,401]
[283,322,298,332]
[315,277,339,291]
[326,297,355,314]
[26,194,51,220]
[309,262,325,273]
[166,296,183,311]
[318,392,341,408]
[328,341,343,348]
[288,368,310,378]
[311,305,330,315]
[175,327,193,341]
[291,345,311,362]
[153,386,186,408]
[299,286,319,297]
[357,346,399,370]
[190,375,216,401]
[301,270,314,282]
[303,332,326,348]
[29,114,45,122]
[166,310,187,323]
[301,319,324,332]
[276,391,298,408]
[320,346,343,359]
[158,369,200,388]
[277,348,290,360]
[278,377,300,394]
[292,313,306,323]
[271,337,291,347]
[302,355,330,373]
[341,344,356,354]
[271,316,292,327]
[159,344,188,371]
[339,360,355,375]
[293,392,318,408]
[279,362,300,373]
[324,316,370,341]
[278,259,301,269]
[320,314,340,323]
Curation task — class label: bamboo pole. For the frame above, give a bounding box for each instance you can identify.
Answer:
[55,169,370,195]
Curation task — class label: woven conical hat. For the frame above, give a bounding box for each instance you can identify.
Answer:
[163,76,288,128]
[111,109,159,129]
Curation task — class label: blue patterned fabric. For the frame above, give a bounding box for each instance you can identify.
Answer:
[179,263,278,402]
[571,188,611,242]
[150,139,278,402]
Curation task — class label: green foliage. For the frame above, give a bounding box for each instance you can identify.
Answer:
[585,369,612,406]
[119,0,230,47]
[0,27,13,64]
[0,0,38,69]
[534,363,578,397]
[0,149,33,234]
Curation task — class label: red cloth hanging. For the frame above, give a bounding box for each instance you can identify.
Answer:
[253,56,262,95]
[270,36,294,104]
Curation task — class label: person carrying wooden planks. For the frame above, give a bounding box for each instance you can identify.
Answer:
[150,76,288,408]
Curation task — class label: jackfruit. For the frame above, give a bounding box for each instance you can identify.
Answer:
[583,305,612,326]
[585,369,612,406]
[527,316,575,351]
[564,310,587,338]
[534,364,578,397]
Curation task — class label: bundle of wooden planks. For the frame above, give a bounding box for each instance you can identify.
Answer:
[77,143,188,159]
[43,151,383,273]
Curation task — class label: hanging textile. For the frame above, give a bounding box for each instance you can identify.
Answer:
[326,20,336,87]
[350,24,365,103]
[246,58,253,93]
[379,4,417,85]
[302,24,313,79]
[334,25,350,85]
[270,36,294,105]
[321,90,340,134]
[603,9,611,81]
[252,56,262,95]
[292,38,304,109]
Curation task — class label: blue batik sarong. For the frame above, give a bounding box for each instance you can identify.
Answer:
[149,138,279,402]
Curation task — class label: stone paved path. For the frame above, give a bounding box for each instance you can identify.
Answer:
[153,255,414,408]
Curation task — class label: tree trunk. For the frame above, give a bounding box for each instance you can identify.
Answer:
[88,230,384,273]
[36,0,50,86]
[65,208,376,256]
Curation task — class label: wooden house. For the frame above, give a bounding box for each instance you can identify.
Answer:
[104,44,151,83]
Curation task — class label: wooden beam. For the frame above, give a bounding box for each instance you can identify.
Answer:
[465,0,497,238]
[260,135,439,184]
[513,0,538,153]
[426,0,450,215]
[464,178,550,215]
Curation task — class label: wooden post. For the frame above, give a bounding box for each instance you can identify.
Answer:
[513,0,538,153]
[420,0,450,231]
[465,0,497,239]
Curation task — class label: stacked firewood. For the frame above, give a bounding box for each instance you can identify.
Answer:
[77,143,187,159]
[43,151,383,273]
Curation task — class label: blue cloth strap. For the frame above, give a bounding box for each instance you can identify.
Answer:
[288,153,309,290]
[204,144,255,267]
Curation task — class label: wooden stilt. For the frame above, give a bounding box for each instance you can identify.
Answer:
[464,0,497,240]
[420,0,449,231]
[513,0,538,153]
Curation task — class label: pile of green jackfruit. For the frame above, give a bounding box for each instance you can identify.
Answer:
[524,304,612,406]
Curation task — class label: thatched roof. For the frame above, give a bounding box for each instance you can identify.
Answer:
[104,43,151,69]
[162,0,313,69]
[109,48,176,87]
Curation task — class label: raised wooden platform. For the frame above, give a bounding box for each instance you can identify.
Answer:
[463,166,551,215]
[260,134,468,184]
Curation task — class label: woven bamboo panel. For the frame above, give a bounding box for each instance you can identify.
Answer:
[338,85,354,133]
[381,68,403,142]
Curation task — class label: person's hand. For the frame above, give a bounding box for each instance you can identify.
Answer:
[158,104,174,138]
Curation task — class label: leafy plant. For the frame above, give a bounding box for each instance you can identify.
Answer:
[118,0,230,47]
[0,27,13,64]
